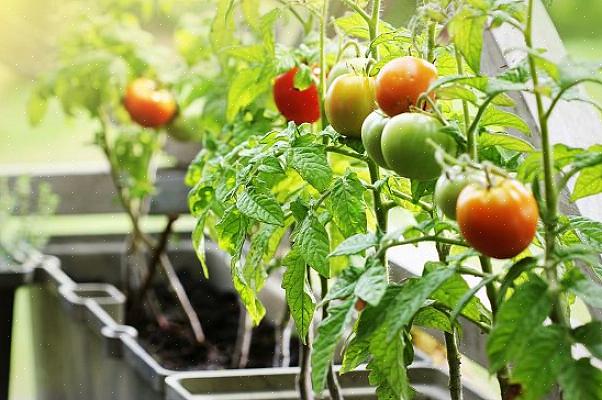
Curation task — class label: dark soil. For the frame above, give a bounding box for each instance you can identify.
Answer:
[132,269,299,371]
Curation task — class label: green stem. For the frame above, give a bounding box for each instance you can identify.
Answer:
[444,329,463,400]
[389,187,434,212]
[525,0,569,328]
[369,0,381,60]
[426,20,436,63]
[455,49,472,150]
[325,146,368,161]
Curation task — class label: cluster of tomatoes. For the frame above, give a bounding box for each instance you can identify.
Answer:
[273,57,538,260]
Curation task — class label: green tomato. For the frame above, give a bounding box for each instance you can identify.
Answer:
[434,167,481,220]
[381,113,457,181]
[327,57,370,88]
[325,73,376,138]
[361,110,389,168]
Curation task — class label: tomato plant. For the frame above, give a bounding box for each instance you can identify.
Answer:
[29,0,602,399]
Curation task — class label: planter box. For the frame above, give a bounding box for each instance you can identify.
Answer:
[165,365,487,400]
[14,240,490,400]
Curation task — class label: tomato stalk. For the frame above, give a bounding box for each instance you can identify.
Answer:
[525,0,569,327]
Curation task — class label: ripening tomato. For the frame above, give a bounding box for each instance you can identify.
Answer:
[124,78,177,128]
[375,56,437,117]
[325,73,376,138]
[380,113,456,181]
[273,67,320,124]
[434,167,483,220]
[456,178,539,259]
[326,57,370,88]
[361,110,389,168]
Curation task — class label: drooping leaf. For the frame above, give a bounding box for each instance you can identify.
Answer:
[216,206,249,258]
[487,276,552,372]
[282,247,315,343]
[299,214,331,277]
[480,106,530,135]
[232,261,266,325]
[192,217,209,279]
[311,299,355,392]
[479,132,535,152]
[448,9,487,73]
[327,172,367,237]
[413,307,453,333]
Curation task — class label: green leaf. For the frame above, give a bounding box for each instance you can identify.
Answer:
[413,307,453,333]
[293,64,313,91]
[573,321,602,359]
[216,207,249,258]
[211,0,236,66]
[486,276,552,372]
[479,132,534,152]
[244,222,286,291]
[355,258,387,306]
[559,358,602,400]
[232,261,266,325]
[448,9,487,73]
[288,144,332,191]
[27,91,48,126]
[192,217,209,279]
[326,266,363,301]
[573,164,602,201]
[385,268,456,339]
[299,215,331,277]
[512,326,571,400]
[335,13,370,39]
[282,247,315,343]
[311,298,355,392]
[328,173,367,237]
[236,188,285,226]
[565,275,602,308]
[368,325,414,399]
[426,263,491,324]
[226,67,265,121]
[329,233,378,257]
[497,257,538,306]
[480,106,530,135]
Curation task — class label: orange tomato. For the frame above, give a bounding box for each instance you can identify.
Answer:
[456,178,539,259]
[124,78,177,128]
[374,56,437,117]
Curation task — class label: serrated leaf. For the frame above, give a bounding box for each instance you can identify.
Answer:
[311,298,355,392]
[512,325,571,400]
[573,164,602,201]
[355,258,387,306]
[448,9,487,73]
[573,321,602,359]
[288,145,332,191]
[216,207,249,258]
[329,233,378,257]
[567,216,602,253]
[226,67,265,121]
[368,325,414,399]
[486,276,552,372]
[326,266,363,301]
[479,132,534,152]
[236,188,284,226]
[327,173,367,237]
[299,215,331,277]
[480,106,530,134]
[385,268,456,340]
[558,358,602,400]
[282,247,315,343]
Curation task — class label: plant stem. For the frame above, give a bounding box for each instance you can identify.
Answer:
[232,302,253,368]
[525,0,569,328]
[369,0,382,60]
[444,329,463,400]
[273,307,292,367]
[299,337,315,400]
[455,49,472,154]
[321,276,344,400]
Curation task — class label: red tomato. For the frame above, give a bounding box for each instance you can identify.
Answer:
[124,78,177,128]
[375,56,437,117]
[273,68,320,124]
[456,179,539,259]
